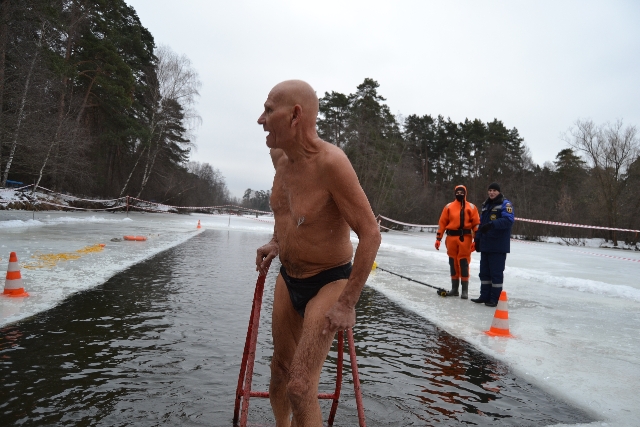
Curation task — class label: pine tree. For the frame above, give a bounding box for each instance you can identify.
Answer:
[317,91,349,148]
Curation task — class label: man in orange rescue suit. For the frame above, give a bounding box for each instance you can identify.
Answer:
[435,185,480,299]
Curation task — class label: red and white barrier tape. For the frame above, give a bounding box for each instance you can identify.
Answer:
[213,204,273,215]
[127,197,273,215]
[379,223,423,237]
[4,184,119,202]
[0,184,33,192]
[249,217,275,224]
[2,184,125,203]
[35,200,125,211]
[128,204,179,214]
[34,185,126,203]
[377,215,437,229]
[128,196,219,210]
[512,239,640,263]
[3,187,273,215]
[570,249,640,262]
[379,213,639,234]
[24,187,639,235]
[515,217,639,233]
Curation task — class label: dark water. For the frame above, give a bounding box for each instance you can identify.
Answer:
[0,230,593,426]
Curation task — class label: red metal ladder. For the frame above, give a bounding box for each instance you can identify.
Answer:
[233,272,367,427]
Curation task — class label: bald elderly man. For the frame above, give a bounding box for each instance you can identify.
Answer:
[255,80,381,426]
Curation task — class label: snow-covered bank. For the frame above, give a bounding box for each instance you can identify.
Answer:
[515,234,639,252]
[368,231,640,427]
[2,212,638,426]
[0,211,274,326]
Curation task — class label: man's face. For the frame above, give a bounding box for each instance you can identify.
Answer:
[257,92,289,149]
[455,190,465,199]
[488,189,500,200]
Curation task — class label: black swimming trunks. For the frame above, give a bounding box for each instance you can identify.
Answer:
[280,262,352,318]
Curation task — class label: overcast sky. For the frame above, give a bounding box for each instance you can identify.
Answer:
[126,0,640,199]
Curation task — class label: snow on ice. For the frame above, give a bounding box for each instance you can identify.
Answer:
[1,209,638,426]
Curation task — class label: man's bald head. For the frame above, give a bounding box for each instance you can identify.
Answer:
[269,80,319,126]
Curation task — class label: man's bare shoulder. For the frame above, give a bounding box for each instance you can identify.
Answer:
[316,140,352,170]
[314,140,362,196]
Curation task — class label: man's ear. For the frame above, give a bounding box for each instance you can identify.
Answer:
[290,104,302,128]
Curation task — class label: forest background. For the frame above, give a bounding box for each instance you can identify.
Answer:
[1,0,639,246]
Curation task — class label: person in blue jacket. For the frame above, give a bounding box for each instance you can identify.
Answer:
[471,182,514,307]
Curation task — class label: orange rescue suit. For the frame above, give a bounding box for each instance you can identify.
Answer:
[436,186,480,280]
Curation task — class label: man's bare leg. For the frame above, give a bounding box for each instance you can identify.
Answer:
[288,278,349,427]
[270,274,303,427]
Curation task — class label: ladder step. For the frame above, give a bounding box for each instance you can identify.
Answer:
[234,272,366,427]
[248,391,338,399]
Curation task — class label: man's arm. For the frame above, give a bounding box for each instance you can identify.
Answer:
[493,200,515,229]
[256,225,279,276]
[321,148,381,334]
[435,205,449,241]
[255,149,283,276]
[435,205,449,249]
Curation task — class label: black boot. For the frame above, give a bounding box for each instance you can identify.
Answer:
[485,286,502,307]
[445,279,459,297]
[471,283,490,303]
[461,281,468,299]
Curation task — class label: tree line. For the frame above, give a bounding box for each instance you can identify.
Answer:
[4,1,638,246]
[0,0,230,207]
[317,78,640,246]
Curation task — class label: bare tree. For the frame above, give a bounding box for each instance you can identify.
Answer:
[0,0,10,176]
[120,44,201,198]
[33,3,89,194]
[1,20,45,187]
[565,119,640,245]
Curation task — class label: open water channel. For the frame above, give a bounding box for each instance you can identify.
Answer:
[0,229,594,426]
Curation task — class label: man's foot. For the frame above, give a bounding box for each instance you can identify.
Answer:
[471,297,486,303]
[485,287,502,307]
[445,279,459,297]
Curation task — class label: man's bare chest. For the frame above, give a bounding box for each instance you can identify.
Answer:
[270,170,332,224]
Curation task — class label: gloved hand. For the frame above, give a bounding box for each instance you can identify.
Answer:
[470,241,475,252]
[479,222,493,233]
[435,239,441,250]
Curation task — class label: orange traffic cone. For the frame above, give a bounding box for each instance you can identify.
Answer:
[484,291,513,338]
[197,220,201,229]
[3,252,29,297]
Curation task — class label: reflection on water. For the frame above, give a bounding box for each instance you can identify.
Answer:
[0,230,593,426]
[342,289,592,426]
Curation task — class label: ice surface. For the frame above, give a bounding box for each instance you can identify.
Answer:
[1,211,638,426]
[366,231,639,427]
[0,211,273,327]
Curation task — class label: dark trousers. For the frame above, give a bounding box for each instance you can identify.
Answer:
[479,252,507,285]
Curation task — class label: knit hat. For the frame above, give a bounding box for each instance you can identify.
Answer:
[488,182,501,192]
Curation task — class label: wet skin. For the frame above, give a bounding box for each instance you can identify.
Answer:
[255,80,381,427]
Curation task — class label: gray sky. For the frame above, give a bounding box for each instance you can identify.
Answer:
[126,0,640,199]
